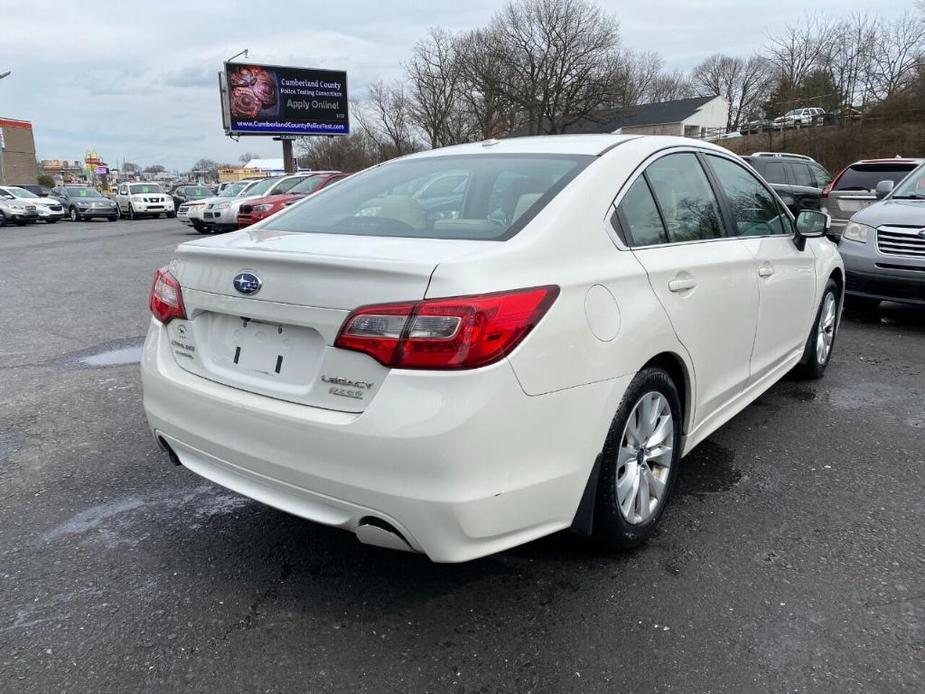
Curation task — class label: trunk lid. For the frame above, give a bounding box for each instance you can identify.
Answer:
[166,230,489,412]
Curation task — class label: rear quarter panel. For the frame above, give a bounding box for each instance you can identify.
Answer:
[425,138,694,402]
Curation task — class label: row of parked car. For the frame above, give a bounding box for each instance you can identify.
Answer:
[174,171,348,234]
[739,150,924,308]
[740,107,831,134]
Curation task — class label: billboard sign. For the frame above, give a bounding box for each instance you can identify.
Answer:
[221,62,349,137]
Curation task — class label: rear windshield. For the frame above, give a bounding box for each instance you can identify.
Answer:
[182,186,212,196]
[834,164,918,191]
[265,154,592,240]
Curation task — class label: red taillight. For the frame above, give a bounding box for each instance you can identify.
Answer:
[149,266,186,324]
[335,286,560,370]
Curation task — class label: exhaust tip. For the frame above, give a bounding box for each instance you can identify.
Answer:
[157,437,182,466]
[356,517,415,553]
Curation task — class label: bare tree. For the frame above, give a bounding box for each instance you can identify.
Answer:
[611,50,663,107]
[361,81,422,157]
[405,28,473,147]
[455,28,521,138]
[765,15,832,92]
[868,12,925,100]
[643,69,696,103]
[238,152,261,164]
[821,14,877,111]
[692,53,773,129]
[297,128,382,172]
[490,0,624,134]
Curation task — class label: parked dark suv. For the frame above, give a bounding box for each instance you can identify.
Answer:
[51,185,119,221]
[741,152,832,217]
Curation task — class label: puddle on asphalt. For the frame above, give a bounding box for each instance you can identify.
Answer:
[59,336,146,369]
[79,345,144,367]
[782,386,816,403]
[677,440,741,496]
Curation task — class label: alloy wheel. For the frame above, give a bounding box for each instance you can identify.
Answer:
[616,391,674,525]
[816,291,837,365]
[70,207,78,222]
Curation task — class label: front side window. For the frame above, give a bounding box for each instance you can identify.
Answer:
[644,153,724,242]
[265,154,591,241]
[707,155,790,236]
[616,177,668,246]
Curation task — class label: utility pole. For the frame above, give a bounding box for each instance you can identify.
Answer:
[0,70,11,184]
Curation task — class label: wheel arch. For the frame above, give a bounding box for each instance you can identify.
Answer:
[571,349,694,536]
[642,351,693,436]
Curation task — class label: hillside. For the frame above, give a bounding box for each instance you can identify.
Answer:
[719,120,925,173]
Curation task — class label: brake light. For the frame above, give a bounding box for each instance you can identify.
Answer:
[335,286,559,369]
[149,267,186,324]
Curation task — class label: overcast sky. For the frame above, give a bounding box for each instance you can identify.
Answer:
[0,0,915,171]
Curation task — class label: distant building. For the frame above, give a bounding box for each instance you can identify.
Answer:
[0,117,39,184]
[242,158,286,175]
[39,159,86,184]
[515,96,730,139]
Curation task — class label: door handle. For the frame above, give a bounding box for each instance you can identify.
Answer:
[668,278,697,292]
[758,264,775,278]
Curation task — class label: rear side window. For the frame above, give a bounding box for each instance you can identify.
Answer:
[707,155,790,236]
[645,153,724,242]
[834,164,918,191]
[757,160,789,185]
[616,177,668,246]
[265,154,592,241]
[789,162,815,188]
[810,163,832,188]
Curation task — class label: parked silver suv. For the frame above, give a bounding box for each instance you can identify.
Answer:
[839,161,925,308]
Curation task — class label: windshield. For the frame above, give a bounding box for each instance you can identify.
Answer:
[129,184,165,194]
[66,187,104,198]
[182,186,212,196]
[242,177,282,196]
[888,163,925,198]
[835,164,918,191]
[288,175,327,194]
[265,154,592,240]
[219,182,248,197]
[5,186,39,198]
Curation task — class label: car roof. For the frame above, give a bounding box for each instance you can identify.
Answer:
[402,134,733,159]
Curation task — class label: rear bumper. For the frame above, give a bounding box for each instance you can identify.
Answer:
[141,320,625,562]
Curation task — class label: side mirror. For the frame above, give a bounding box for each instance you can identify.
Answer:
[875,180,894,199]
[794,209,829,250]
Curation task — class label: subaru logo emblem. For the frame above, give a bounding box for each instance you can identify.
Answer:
[233,271,262,296]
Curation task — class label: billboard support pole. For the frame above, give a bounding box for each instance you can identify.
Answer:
[282,139,295,174]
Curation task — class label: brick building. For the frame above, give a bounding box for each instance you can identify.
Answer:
[0,117,39,185]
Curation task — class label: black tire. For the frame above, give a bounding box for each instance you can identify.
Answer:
[794,279,840,380]
[128,205,136,221]
[0,211,6,227]
[594,367,683,550]
[845,295,880,312]
[69,207,81,222]
[167,211,176,218]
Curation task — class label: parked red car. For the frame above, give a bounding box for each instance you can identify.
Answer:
[236,171,348,227]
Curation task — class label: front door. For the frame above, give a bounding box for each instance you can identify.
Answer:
[704,154,816,381]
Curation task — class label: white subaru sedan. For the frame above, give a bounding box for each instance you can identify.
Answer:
[142,135,843,562]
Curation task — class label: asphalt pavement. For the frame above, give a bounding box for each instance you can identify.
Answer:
[1,218,923,693]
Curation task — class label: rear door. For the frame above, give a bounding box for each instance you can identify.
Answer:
[704,154,816,381]
[620,152,759,426]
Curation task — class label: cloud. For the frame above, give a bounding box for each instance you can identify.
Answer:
[0,0,915,171]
